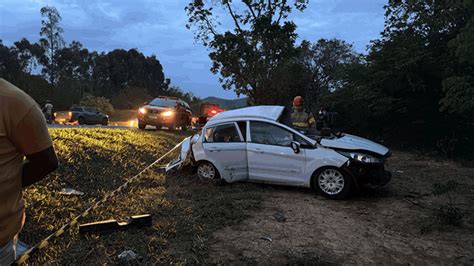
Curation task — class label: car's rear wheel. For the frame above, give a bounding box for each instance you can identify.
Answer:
[102,118,108,126]
[78,117,86,125]
[138,121,146,130]
[197,161,219,180]
[313,167,352,200]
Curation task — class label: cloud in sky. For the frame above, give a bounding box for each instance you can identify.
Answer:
[0,0,386,99]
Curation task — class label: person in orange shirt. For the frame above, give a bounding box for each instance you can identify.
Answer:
[0,79,58,264]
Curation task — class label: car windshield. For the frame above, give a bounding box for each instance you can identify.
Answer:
[278,106,338,141]
[149,98,177,107]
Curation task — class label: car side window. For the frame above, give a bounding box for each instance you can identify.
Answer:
[250,121,294,147]
[204,123,242,143]
[237,121,247,141]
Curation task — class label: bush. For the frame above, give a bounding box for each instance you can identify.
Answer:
[79,93,114,115]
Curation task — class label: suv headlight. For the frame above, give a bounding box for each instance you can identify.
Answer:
[337,151,380,163]
[162,110,174,117]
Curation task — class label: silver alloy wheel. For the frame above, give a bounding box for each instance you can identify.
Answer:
[318,168,345,195]
[197,162,216,179]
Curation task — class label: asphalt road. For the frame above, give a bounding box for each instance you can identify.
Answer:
[47,123,130,129]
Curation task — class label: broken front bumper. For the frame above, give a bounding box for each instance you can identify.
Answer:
[165,135,197,173]
[345,161,392,186]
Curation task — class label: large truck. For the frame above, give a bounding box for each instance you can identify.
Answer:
[197,102,225,126]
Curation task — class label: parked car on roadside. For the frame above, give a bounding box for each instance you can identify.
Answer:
[54,106,109,125]
[137,96,192,130]
[166,105,392,199]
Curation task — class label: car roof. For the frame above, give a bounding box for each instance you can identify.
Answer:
[207,105,284,125]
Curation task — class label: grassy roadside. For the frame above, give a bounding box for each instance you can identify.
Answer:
[21,128,263,264]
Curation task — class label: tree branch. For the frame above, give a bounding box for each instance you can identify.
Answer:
[276,0,286,24]
[226,1,243,32]
[243,1,257,20]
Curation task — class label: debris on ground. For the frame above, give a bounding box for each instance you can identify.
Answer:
[79,214,152,234]
[273,211,286,222]
[59,188,84,196]
[118,250,139,261]
[260,236,273,242]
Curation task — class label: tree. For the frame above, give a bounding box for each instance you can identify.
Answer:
[0,40,22,80]
[39,5,65,84]
[89,49,166,97]
[298,38,362,113]
[186,0,308,104]
[13,38,44,74]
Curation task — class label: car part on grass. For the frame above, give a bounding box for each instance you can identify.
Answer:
[273,211,286,222]
[79,214,152,234]
[59,188,84,196]
[118,250,140,261]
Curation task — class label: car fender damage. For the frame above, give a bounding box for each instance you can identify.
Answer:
[165,135,199,174]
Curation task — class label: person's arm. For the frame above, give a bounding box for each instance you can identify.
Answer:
[9,105,58,187]
[22,146,58,187]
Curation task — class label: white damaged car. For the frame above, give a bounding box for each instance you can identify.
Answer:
[167,106,391,199]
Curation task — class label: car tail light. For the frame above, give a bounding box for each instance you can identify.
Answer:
[208,108,221,117]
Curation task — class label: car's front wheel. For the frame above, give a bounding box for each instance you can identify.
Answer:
[138,121,146,130]
[313,167,352,200]
[197,161,219,180]
[101,118,108,126]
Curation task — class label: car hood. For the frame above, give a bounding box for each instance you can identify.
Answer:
[320,134,389,156]
[145,105,173,110]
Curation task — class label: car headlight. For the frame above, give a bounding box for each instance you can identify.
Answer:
[139,107,147,114]
[337,151,380,163]
[162,110,174,117]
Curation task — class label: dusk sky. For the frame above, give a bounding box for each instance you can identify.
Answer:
[0,0,386,99]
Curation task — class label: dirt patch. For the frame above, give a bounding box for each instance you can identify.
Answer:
[206,151,474,264]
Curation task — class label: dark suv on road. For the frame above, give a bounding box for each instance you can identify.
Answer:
[137,97,192,130]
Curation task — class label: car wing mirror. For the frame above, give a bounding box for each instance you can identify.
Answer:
[290,141,301,154]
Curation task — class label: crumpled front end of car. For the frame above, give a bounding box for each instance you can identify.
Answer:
[337,150,392,186]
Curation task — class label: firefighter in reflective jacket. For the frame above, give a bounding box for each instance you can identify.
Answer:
[291,96,316,129]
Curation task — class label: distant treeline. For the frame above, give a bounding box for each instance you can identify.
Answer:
[0,6,197,111]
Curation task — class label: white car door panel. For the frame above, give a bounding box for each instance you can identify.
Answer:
[201,123,248,183]
[247,121,306,185]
